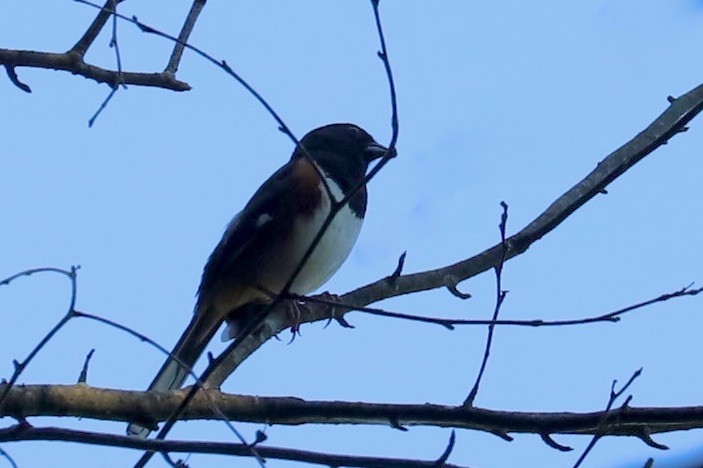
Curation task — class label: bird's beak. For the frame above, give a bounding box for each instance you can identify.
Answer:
[364,140,396,162]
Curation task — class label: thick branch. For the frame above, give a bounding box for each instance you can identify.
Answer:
[0,49,190,91]
[1,384,700,441]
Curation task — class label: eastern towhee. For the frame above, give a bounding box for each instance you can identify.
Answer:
[128,123,390,437]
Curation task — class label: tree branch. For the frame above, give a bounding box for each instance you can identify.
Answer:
[346,83,703,306]
[297,283,702,329]
[464,201,510,407]
[69,0,121,57]
[0,384,698,446]
[165,0,207,74]
[0,423,466,468]
[0,49,190,91]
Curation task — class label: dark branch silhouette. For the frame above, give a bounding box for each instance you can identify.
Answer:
[464,201,510,407]
[0,423,467,468]
[1,384,699,447]
[573,369,643,467]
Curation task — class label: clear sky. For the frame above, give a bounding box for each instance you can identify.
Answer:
[2,1,703,467]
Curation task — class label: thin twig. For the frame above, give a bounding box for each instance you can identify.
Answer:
[0,266,79,410]
[0,445,17,468]
[573,368,643,467]
[435,430,457,465]
[371,0,399,148]
[77,349,95,384]
[88,0,125,127]
[88,88,118,127]
[464,201,509,406]
[292,282,702,329]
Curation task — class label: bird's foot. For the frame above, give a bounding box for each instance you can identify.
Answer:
[318,291,354,329]
[286,298,311,344]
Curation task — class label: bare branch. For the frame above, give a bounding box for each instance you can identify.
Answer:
[0,424,467,468]
[0,49,190,91]
[0,267,79,411]
[1,384,702,441]
[573,368,643,468]
[3,1,200,92]
[464,201,510,407]
[69,0,122,57]
[300,284,702,329]
[371,0,400,148]
[87,0,126,127]
[165,0,207,74]
[344,81,703,308]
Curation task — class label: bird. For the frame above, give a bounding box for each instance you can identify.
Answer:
[128,123,391,437]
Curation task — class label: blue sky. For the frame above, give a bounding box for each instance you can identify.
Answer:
[2,1,703,467]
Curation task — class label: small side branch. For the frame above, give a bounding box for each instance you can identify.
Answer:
[165,0,207,74]
[69,0,121,56]
[0,267,80,411]
[0,49,190,91]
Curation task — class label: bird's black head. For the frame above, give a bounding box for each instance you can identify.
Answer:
[294,123,391,185]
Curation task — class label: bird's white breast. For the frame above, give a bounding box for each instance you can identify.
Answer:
[289,176,363,294]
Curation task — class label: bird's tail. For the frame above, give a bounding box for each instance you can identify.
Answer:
[127,307,222,438]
